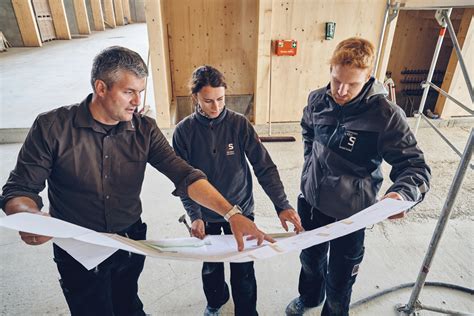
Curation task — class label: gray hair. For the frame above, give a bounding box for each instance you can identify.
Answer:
[91,46,148,91]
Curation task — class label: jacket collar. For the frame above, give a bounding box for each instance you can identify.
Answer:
[326,78,388,105]
[195,107,228,127]
[74,93,136,133]
[325,77,389,114]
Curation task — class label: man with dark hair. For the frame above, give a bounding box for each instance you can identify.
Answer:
[1,46,271,316]
[285,37,431,316]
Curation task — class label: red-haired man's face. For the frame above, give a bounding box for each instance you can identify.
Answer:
[329,64,371,105]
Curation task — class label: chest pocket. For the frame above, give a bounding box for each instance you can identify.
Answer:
[312,114,338,146]
[115,161,146,195]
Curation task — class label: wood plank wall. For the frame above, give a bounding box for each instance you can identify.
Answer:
[163,0,258,97]
[266,0,386,122]
[11,0,42,46]
[163,0,387,123]
[49,0,72,39]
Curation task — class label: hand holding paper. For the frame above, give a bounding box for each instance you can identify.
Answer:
[0,199,416,270]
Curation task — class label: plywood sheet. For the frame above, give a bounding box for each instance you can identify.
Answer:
[164,0,258,97]
[268,0,387,122]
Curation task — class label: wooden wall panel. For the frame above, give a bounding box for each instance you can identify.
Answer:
[153,0,469,124]
[122,0,132,23]
[90,0,105,31]
[113,0,124,26]
[73,0,91,34]
[32,0,56,42]
[103,0,116,28]
[11,0,42,46]
[164,0,258,97]
[267,0,387,122]
[49,0,71,39]
[145,0,172,127]
[254,0,273,124]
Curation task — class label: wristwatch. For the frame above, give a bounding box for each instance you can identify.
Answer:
[223,205,242,222]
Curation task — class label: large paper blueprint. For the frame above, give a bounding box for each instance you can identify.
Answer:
[0,199,415,270]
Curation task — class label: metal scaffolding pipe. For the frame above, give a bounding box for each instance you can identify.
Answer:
[396,4,474,10]
[374,0,390,78]
[423,81,474,115]
[398,129,473,315]
[442,10,474,103]
[414,9,451,135]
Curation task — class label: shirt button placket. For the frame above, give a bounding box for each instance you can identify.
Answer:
[103,135,112,231]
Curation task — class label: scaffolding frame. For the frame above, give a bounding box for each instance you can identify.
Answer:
[413,9,474,135]
[374,4,474,315]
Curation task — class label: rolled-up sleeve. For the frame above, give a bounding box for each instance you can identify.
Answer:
[2,115,54,210]
[148,123,207,198]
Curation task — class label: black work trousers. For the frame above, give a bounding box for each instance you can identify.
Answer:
[53,220,147,316]
[297,195,365,316]
[202,219,258,316]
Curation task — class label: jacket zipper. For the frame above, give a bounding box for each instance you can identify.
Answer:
[327,106,344,148]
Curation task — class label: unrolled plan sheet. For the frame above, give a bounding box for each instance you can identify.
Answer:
[0,198,416,270]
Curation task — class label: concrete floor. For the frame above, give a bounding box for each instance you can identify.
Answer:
[1,22,473,316]
[1,126,473,315]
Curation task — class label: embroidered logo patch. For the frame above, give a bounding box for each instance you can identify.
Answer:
[339,130,358,152]
[226,143,235,156]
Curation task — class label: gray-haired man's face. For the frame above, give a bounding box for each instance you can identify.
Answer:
[93,70,146,124]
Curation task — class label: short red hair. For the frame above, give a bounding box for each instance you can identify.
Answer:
[330,37,375,70]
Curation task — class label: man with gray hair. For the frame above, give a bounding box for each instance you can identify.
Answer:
[1,46,272,315]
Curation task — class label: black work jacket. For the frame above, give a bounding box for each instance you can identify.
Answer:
[173,108,292,223]
[2,94,206,232]
[301,79,431,219]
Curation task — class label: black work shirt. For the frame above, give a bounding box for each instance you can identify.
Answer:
[2,94,206,232]
[173,108,292,223]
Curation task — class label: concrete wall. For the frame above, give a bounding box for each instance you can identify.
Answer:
[64,0,79,35]
[0,0,23,47]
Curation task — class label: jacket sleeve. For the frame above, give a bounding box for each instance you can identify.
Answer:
[301,93,315,161]
[148,122,206,200]
[378,109,431,202]
[242,119,292,214]
[171,126,203,222]
[2,115,54,211]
